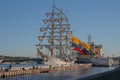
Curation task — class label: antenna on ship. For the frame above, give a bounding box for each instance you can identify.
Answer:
[88,35,92,45]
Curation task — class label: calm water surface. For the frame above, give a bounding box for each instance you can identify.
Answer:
[2,67,115,80]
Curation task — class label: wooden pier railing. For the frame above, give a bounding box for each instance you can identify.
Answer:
[0,63,92,78]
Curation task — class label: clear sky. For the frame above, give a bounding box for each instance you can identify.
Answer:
[0,0,120,57]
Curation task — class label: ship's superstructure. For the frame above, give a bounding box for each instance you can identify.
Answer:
[87,35,103,58]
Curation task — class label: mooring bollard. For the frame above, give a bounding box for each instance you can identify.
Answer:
[2,73,5,78]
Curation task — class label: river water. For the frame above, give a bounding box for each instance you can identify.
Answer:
[1,65,115,80]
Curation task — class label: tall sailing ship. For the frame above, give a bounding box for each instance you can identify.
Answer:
[36,4,74,63]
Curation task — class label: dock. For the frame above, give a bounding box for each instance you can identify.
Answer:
[0,63,92,78]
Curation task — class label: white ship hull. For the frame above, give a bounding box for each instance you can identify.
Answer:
[91,58,114,67]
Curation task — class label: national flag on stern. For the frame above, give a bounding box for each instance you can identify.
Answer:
[71,35,89,55]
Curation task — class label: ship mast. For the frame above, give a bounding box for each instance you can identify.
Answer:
[37,4,72,59]
[51,4,55,56]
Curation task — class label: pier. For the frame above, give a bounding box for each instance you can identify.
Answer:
[0,63,92,78]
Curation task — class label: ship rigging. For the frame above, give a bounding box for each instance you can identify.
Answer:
[36,4,73,61]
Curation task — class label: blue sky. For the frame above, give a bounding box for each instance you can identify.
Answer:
[0,0,120,57]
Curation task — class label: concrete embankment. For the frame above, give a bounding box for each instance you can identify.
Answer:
[0,63,92,78]
[78,67,120,80]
